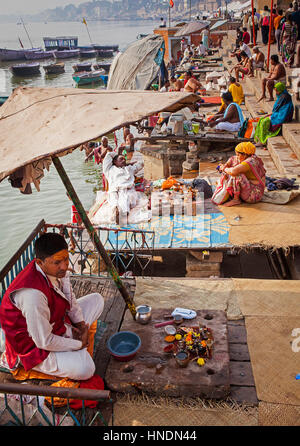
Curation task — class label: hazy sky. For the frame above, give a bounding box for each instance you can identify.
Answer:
[0,0,94,15]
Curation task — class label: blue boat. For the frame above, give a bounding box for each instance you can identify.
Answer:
[73,69,105,86]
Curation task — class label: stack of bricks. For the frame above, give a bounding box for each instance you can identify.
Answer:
[185,250,223,278]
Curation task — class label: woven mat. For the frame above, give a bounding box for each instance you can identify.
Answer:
[233,279,300,317]
[245,316,300,406]
[258,402,300,426]
[134,277,242,320]
[219,195,300,248]
[113,394,258,426]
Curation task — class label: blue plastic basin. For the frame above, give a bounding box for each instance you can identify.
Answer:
[107,331,141,361]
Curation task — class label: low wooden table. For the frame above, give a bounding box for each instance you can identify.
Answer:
[105,308,230,399]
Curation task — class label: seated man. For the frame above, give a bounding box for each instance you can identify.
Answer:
[184,76,203,93]
[230,40,252,62]
[258,54,286,101]
[102,151,144,224]
[230,50,251,82]
[0,232,104,380]
[208,91,245,132]
[197,41,207,56]
[249,46,265,76]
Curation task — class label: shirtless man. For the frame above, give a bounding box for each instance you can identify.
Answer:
[249,47,265,76]
[85,136,112,164]
[258,54,286,101]
[208,91,244,132]
[184,77,203,93]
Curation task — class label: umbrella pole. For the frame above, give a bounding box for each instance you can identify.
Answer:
[52,155,137,319]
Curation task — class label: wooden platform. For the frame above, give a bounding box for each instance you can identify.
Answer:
[105,308,231,400]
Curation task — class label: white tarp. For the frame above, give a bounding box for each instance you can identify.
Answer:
[107,34,165,91]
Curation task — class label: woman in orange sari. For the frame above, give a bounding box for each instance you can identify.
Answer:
[212,142,266,207]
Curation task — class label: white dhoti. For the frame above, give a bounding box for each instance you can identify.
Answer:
[32,293,104,380]
[215,121,241,132]
[108,187,139,215]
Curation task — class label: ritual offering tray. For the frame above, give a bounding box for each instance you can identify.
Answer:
[105,308,230,399]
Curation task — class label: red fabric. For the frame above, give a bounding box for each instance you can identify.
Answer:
[69,375,105,409]
[242,32,250,44]
[0,260,70,371]
[71,205,82,225]
[200,96,222,104]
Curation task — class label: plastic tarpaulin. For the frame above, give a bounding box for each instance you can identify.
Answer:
[107,34,165,91]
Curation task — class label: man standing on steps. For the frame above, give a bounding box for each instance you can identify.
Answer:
[258,54,286,102]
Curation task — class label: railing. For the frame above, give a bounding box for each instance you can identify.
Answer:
[0,220,155,425]
[44,223,155,278]
[0,382,111,426]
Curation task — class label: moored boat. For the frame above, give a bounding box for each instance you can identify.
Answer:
[97,49,114,58]
[10,62,41,76]
[0,47,41,62]
[43,62,65,74]
[24,50,56,60]
[73,62,92,72]
[72,69,105,86]
[80,49,97,58]
[93,62,111,72]
[93,45,119,51]
[54,49,80,59]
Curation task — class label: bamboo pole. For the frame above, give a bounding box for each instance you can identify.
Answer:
[251,0,256,46]
[52,155,137,319]
[266,1,274,71]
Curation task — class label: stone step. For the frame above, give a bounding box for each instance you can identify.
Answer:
[254,147,279,177]
[267,136,300,176]
[282,123,300,162]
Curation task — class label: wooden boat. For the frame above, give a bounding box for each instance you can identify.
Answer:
[43,36,78,51]
[10,62,41,76]
[73,69,105,86]
[54,49,80,59]
[94,62,111,72]
[43,62,65,74]
[80,49,97,58]
[24,50,56,60]
[93,45,119,52]
[97,49,114,58]
[0,47,41,61]
[73,62,92,72]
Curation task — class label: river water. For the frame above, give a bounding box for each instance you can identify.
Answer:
[0,20,155,268]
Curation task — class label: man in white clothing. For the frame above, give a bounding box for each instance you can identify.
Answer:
[102,151,144,224]
[0,233,104,380]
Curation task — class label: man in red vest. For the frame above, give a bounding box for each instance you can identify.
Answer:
[0,233,104,380]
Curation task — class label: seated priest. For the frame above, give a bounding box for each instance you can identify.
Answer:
[208,91,245,132]
[102,151,144,224]
[0,232,104,381]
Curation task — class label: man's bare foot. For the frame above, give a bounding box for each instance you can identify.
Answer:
[258,96,266,102]
[266,97,274,102]
[222,198,241,207]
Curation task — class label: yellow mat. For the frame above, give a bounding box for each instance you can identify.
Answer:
[134,277,242,320]
[219,195,300,248]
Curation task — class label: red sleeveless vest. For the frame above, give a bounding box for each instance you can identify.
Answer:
[0,260,70,371]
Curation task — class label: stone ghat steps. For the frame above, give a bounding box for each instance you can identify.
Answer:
[218,44,300,179]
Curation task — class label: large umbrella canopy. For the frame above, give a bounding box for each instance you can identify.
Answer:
[0,86,198,182]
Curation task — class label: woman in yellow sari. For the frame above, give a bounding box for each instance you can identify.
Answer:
[212,142,266,207]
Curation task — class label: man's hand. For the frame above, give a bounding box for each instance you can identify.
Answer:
[72,321,89,349]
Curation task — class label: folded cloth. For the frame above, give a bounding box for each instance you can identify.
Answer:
[266,177,299,191]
